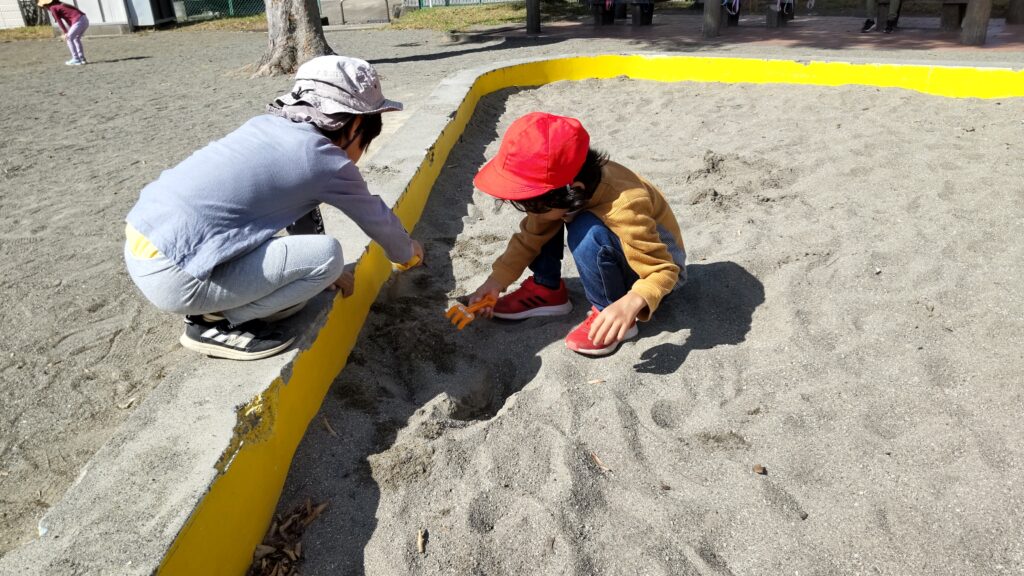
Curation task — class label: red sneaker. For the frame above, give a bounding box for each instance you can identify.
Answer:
[565,306,638,356]
[493,277,573,320]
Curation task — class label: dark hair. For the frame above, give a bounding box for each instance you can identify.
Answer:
[510,148,609,214]
[320,113,383,152]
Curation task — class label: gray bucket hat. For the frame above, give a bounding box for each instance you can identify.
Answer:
[276,56,403,115]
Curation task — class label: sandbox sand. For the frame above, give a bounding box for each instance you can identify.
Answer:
[1,16,1023,569]
[277,79,1024,574]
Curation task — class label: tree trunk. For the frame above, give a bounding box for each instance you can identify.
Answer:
[703,0,721,37]
[1008,0,1024,24]
[959,0,992,45]
[526,0,540,33]
[253,0,334,77]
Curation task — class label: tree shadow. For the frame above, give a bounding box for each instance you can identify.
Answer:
[368,34,565,65]
[88,56,152,64]
[633,261,764,375]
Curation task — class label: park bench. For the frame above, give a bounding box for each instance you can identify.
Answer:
[591,0,655,26]
[874,0,969,30]
[700,0,797,31]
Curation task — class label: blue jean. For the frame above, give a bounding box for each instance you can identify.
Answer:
[530,212,641,311]
[124,234,344,325]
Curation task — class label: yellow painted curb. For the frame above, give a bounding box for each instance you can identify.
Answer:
[156,54,1024,576]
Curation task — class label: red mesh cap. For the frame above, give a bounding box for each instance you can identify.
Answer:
[473,112,590,201]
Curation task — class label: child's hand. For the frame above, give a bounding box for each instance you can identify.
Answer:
[327,270,355,297]
[589,293,646,347]
[395,240,425,271]
[469,277,505,319]
[409,239,425,267]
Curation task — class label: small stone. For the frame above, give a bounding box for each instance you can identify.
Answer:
[752,464,767,475]
[874,267,882,275]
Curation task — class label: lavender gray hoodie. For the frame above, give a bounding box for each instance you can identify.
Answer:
[126,114,413,280]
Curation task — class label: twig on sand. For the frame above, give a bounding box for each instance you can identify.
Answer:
[117,397,136,410]
[321,416,338,437]
[417,528,428,554]
[587,378,606,385]
[246,498,329,576]
[590,451,612,474]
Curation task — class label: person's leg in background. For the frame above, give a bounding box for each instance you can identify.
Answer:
[66,15,88,63]
[862,0,878,31]
[884,0,901,31]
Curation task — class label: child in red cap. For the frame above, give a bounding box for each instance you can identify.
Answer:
[469,112,686,356]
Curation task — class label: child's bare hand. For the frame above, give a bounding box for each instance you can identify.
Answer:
[469,276,505,319]
[589,293,646,346]
[395,240,425,271]
[410,240,424,266]
[327,270,355,297]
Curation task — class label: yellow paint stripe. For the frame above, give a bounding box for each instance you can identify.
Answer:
[157,54,1023,576]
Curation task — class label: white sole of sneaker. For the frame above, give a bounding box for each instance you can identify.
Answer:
[179,334,296,361]
[566,324,639,357]
[493,301,573,321]
[259,301,307,323]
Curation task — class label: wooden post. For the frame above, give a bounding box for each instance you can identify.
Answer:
[959,0,991,45]
[940,1,964,31]
[1008,0,1024,24]
[526,0,540,33]
[703,0,721,37]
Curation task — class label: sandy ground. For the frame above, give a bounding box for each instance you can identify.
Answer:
[280,80,1024,574]
[0,11,1022,568]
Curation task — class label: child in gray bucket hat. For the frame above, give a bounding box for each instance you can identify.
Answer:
[124,56,423,361]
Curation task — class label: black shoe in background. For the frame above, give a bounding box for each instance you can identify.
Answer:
[861,18,876,32]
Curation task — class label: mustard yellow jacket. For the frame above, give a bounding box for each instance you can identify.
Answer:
[491,161,686,321]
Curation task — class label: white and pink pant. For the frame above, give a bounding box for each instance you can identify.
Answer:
[65,14,88,61]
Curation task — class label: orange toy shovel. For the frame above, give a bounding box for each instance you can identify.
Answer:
[445,295,497,330]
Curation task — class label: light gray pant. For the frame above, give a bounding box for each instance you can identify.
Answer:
[124,235,344,325]
[66,14,88,61]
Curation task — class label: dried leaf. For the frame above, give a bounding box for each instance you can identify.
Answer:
[308,501,329,522]
[279,515,296,534]
[253,544,276,561]
[117,397,136,410]
[248,499,329,576]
